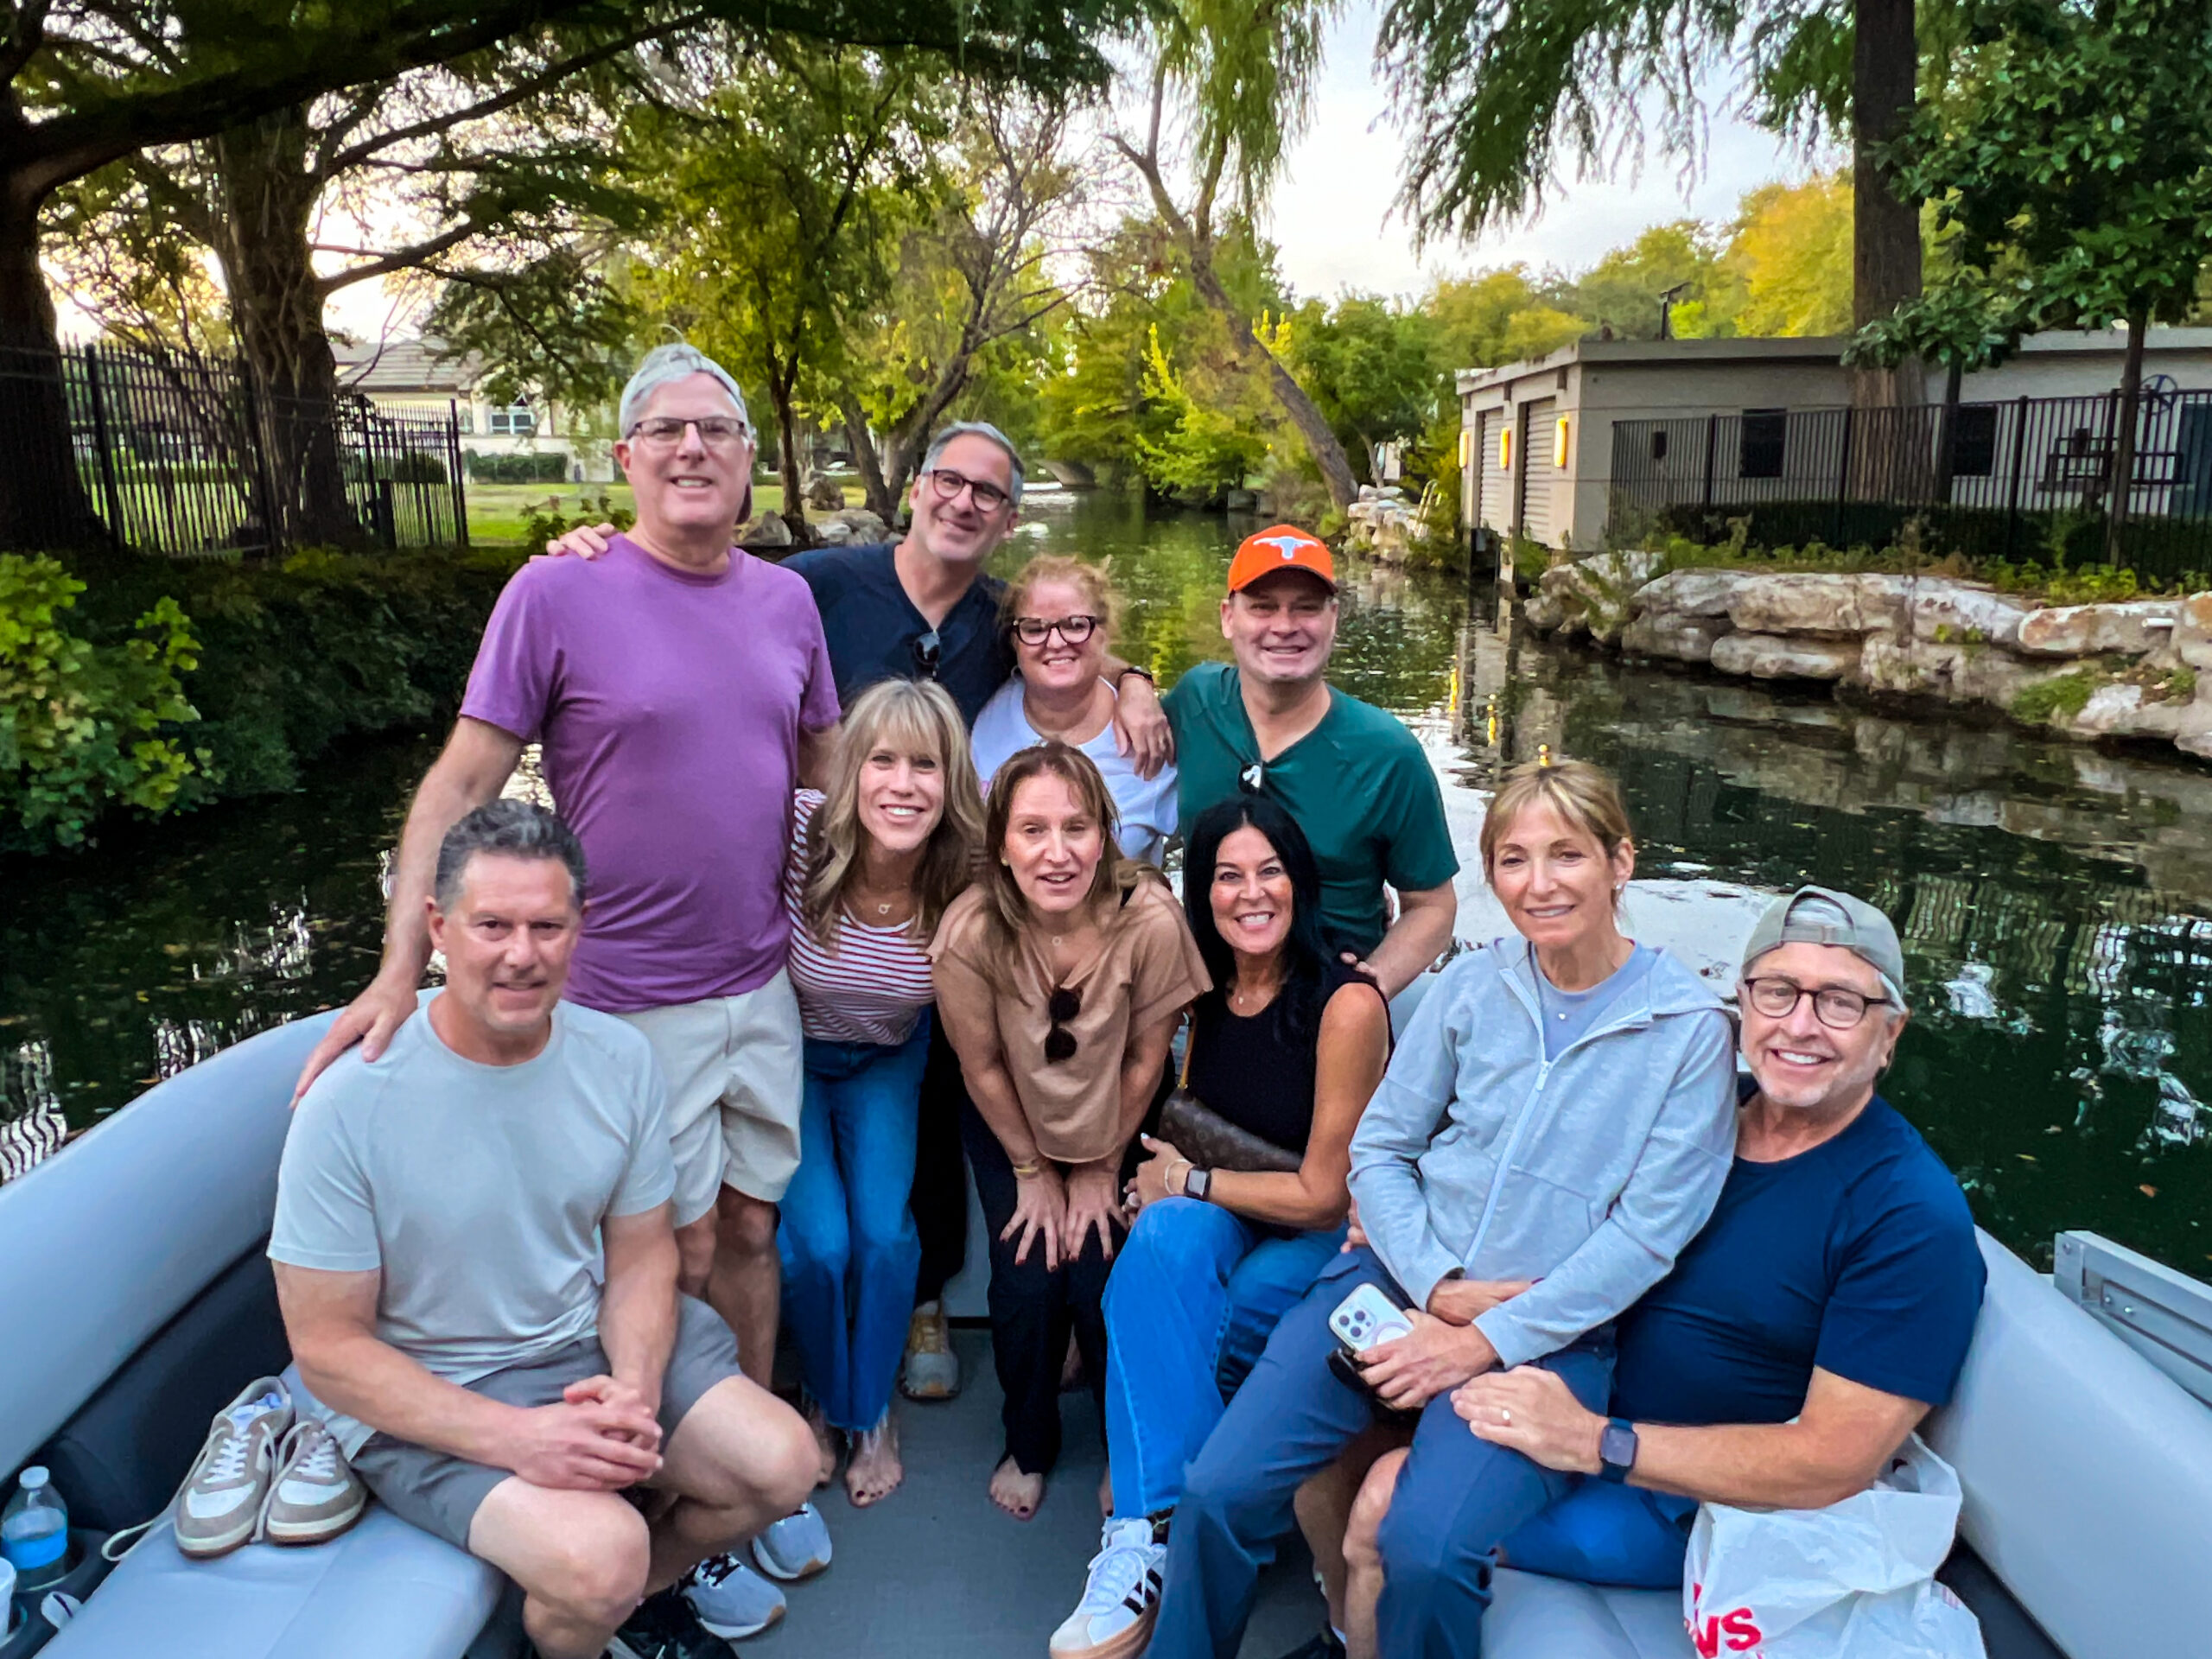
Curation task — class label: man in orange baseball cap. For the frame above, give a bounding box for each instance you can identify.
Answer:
[1160,524,1458,998]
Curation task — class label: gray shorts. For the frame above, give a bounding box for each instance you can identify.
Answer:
[350,1294,741,1550]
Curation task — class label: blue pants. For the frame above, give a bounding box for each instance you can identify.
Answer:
[776,1018,931,1432]
[1150,1247,1615,1659]
[1103,1197,1344,1519]
[1499,1480,1694,1588]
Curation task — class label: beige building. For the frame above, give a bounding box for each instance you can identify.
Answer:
[1459,329,2212,551]
[333,337,613,481]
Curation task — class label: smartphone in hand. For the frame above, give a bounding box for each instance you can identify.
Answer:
[1328,1283,1414,1355]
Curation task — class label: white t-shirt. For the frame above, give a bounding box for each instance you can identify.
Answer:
[270,1001,673,1452]
[970,678,1179,866]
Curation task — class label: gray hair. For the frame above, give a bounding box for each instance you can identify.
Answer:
[618,343,750,438]
[920,421,1025,506]
[434,798,588,911]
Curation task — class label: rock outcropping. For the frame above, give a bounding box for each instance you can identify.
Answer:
[1523,553,2211,760]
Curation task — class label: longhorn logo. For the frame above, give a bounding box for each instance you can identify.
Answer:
[1251,533,1312,559]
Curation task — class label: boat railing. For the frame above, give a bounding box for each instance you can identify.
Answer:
[2054,1230,2212,1408]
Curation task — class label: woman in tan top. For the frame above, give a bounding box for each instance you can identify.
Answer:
[931,741,1210,1521]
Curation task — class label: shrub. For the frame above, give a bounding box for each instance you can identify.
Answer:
[464,449,569,484]
[0,554,211,849]
[2010,670,2099,726]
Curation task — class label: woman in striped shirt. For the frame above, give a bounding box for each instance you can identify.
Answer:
[779,678,984,1508]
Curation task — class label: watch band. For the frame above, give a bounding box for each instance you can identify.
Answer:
[1598,1417,1638,1484]
[1115,663,1156,685]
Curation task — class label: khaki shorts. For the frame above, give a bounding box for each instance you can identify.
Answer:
[618,972,804,1220]
[348,1294,741,1552]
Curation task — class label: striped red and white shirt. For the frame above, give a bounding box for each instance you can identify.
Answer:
[783,791,937,1046]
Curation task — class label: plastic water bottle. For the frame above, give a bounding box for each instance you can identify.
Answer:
[1,1467,68,1593]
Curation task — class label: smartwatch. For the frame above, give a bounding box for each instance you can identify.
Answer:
[1116,663,1156,688]
[1598,1417,1638,1484]
[1184,1166,1213,1203]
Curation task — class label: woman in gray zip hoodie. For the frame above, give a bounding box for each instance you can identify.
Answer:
[1148,760,1736,1659]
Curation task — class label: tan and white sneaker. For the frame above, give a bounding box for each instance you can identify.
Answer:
[899,1300,960,1401]
[174,1378,292,1559]
[262,1419,366,1547]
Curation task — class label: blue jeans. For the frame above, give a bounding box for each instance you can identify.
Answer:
[1103,1198,1344,1519]
[1498,1480,1695,1587]
[1150,1247,1616,1659]
[776,1016,931,1432]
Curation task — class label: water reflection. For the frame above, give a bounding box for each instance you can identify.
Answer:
[0,493,2206,1281]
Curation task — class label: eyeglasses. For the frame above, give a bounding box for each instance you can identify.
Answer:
[1741,976,1891,1031]
[1011,613,1101,647]
[925,466,1012,513]
[911,628,942,680]
[626,416,749,448]
[1044,985,1082,1063]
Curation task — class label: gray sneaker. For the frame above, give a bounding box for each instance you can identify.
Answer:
[682,1552,785,1640]
[751,1501,831,1581]
[175,1377,292,1559]
[899,1301,960,1401]
[262,1419,367,1546]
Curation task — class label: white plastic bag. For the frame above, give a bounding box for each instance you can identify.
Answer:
[1681,1433,1987,1658]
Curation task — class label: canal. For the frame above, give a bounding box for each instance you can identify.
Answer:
[3,490,2209,1281]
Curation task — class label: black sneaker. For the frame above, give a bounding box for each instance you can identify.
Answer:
[612,1589,739,1659]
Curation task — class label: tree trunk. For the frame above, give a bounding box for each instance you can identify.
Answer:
[0,164,107,550]
[211,107,360,549]
[837,394,898,519]
[2103,311,2148,567]
[1185,244,1359,514]
[772,372,807,532]
[1848,0,1926,412]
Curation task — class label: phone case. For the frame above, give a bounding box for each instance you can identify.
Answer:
[1328,1284,1414,1354]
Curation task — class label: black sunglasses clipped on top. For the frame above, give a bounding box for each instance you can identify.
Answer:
[1044,985,1082,1064]
[911,628,942,681]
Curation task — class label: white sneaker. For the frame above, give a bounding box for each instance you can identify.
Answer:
[1050,1517,1166,1659]
[682,1552,786,1640]
[751,1500,831,1581]
[175,1378,293,1559]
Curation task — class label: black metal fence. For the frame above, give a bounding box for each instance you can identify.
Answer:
[1608,391,2212,581]
[3,343,467,557]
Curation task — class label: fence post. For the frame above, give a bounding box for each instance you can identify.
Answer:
[448,398,469,548]
[81,345,127,536]
[2003,395,2031,561]
[1700,412,1718,512]
[1834,406,1856,543]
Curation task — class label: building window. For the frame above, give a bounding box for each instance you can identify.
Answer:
[1738,409,1786,479]
[455,407,474,435]
[1649,429,1669,462]
[1950,405,1999,477]
[487,404,535,435]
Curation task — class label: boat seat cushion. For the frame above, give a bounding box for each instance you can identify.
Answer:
[1486,1571,1688,1659]
[42,1506,503,1659]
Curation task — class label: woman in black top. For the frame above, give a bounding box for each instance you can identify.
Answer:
[1048,796,1389,1659]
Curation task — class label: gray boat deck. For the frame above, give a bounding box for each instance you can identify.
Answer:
[784,1328,1320,1657]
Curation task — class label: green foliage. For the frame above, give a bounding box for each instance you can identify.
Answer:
[466,450,573,485]
[1134,327,1274,498]
[1278,296,1440,481]
[520,495,635,550]
[0,555,209,850]
[2010,670,2098,726]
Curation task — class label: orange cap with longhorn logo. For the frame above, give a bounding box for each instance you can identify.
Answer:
[1226,524,1337,594]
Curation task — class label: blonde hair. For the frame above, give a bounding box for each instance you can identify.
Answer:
[971,741,1161,991]
[802,679,983,948]
[1478,756,1635,885]
[1000,555,1122,646]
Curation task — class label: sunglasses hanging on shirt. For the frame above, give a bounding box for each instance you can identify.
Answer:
[911,628,942,680]
[1044,985,1082,1063]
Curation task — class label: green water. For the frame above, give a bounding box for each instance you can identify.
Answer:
[3,492,2208,1280]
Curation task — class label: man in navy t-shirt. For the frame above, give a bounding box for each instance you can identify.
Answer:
[1311,887,1985,1659]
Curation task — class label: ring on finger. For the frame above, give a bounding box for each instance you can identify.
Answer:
[1500,1407,1513,1426]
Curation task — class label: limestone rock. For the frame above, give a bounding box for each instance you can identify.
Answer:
[827,506,890,544]
[738,511,793,549]
[1621,613,1730,664]
[2174,593,2212,671]
[1709,631,1862,681]
[2014,600,2179,658]
[2177,697,2212,760]
[1531,550,1662,643]
[815,519,855,545]
[1524,589,1565,632]
[1906,581,2037,649]
[806,474,848,511]
[1631,568,1739,620]
[1726,573,1910,639]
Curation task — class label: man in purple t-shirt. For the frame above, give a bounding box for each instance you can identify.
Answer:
[298,346,839,1407]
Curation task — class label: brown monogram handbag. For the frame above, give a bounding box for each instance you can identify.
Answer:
[1157,1028,1303,1174]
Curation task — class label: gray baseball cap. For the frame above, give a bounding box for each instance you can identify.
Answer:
[1740,885,1908,1008]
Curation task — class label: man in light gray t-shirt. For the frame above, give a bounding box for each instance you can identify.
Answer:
[270,800,816,1659]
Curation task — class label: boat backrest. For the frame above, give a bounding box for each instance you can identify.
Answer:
[0,1014,336,1482]
[1928,1230,2212,1659]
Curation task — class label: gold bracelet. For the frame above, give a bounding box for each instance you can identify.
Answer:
[1167,1158,1193,1197]
[1011,1158,1045,1180]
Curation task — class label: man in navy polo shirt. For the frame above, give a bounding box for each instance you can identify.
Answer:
[1307,887,1985,1659]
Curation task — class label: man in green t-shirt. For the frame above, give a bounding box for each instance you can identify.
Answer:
[1164,524,1459,996]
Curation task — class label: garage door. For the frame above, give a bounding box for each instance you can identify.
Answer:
[1516,397,1559,547]
[1477,410,1511,534]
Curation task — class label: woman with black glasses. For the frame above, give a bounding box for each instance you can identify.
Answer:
[929,742,1210,1521]
[970,556,1180,865]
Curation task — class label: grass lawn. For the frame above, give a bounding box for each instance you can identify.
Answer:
[465,480,867,544]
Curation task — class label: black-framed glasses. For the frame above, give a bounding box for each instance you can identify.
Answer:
[1741,976,1890,1031]
[626,416,749,448]
[1044,985,1082,1063]
[1011,613,1101,647]
[925,466,1012,513]
[910,628,942,680]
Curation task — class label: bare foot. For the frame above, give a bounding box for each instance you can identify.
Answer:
[989,1455,1046,1521]
[804,1398,839,1487]
[1099,1462,1113,1518]
[846,1412,904,1508]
